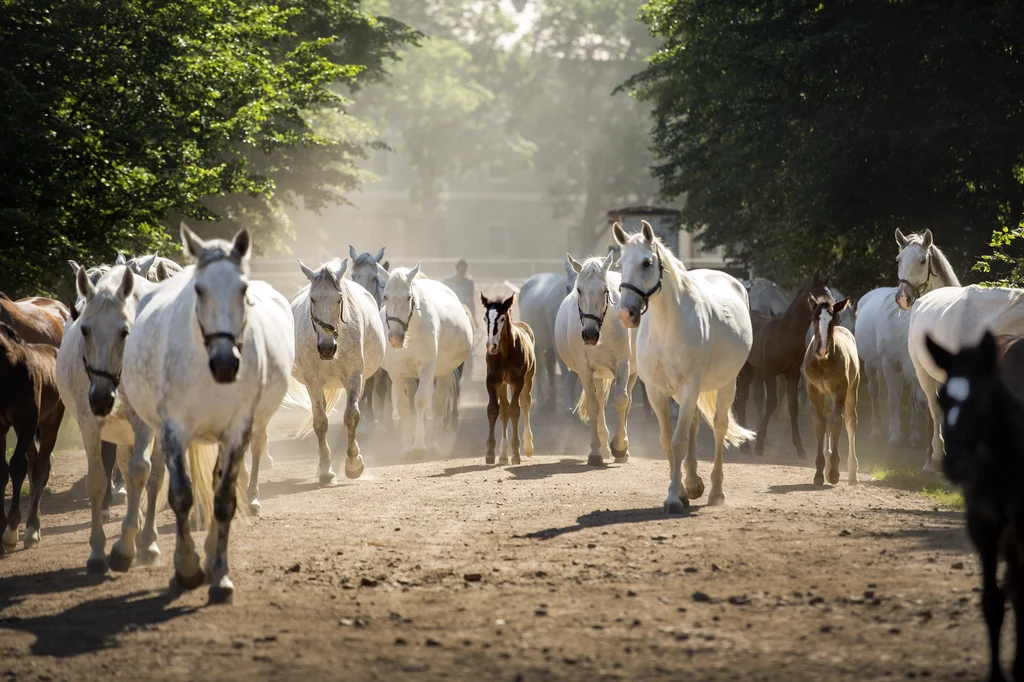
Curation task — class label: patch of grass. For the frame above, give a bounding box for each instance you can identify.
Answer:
[871,465,965,511]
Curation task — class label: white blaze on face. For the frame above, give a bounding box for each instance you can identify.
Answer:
[947,406,960,427]
[816,308,832,357]
[944,377,971,428]
[486,308,503,352]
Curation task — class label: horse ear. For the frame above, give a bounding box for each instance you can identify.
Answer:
[895,228,908,248]
[68,260,81,276]
[180,224,204,259]
[297,259,317,281]
[408,262,422,280]
[333,259,349,283]
[833,298,850,314]
[601,252,614,273]
[376,262,389,279]
[811,270,823,285]
[118,266,134,300]
[922,229,934,250]
[155,261,171,281]
[612,222,628,246]
[231,228,252,262]
[480,292,490,307]
[807,293,818,313]
[640,220,656,243]
[349,245,358,261]
[566,254,582,274]
[115,252,127,266]
[925,334,954,371]
[375,247,386,263]
[979,330,997,368]
[501,294,515,312]
[381,260,390,271]
[76,265,96,303]
[137,253,158,278]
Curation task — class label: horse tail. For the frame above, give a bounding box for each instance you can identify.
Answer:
[185,442,252,528]
[696,391,756,446]
[282,376,343,439]
[575,378,612,424]
[440,365,463,428]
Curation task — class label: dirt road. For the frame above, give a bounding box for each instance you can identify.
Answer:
[0,395,984,681]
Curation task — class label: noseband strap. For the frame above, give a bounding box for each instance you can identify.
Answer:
[310,311,340,339]
[386,310,414,333]
[896,249,938,302]
[619,256,664,316]
[577,289,610,328]
[83,356,121,387]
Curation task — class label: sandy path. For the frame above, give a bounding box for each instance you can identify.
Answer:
[0,395,984,681]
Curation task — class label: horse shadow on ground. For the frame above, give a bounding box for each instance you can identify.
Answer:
[766,483,834,494]
[523,506,697,540]
[863,507,968,553]
[1,570,192,656]
[426,458,617,481]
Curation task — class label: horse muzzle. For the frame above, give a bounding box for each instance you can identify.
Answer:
[208,340,242,384]
[894,286,913,311]
[88,384,116,417]
[389,333,406,350]
[617,306,640,329]
[317,338,338,360]
[582,326,601,346]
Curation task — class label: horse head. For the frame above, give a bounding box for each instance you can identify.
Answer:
[382,262,421,349]
[807,293,848,360]
[181,225,252,384]
[571,252,614,346]
[480,292,514,355]
[894,228,934,310]
[75,265,136,416]
[299,258,348,360]
[349,246,387,305]
[612,220,663,328]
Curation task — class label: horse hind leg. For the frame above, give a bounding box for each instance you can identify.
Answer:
[754,372,779,456]
[520,369,535,457]
[497,384,511,465]
[3,423,33,552]
[247,424,268,514]
[708,385,737,505]
[137,439,165,565]
[344,373,365,478]
[845,378,860,484]
[509,382,524,465]
[882,359,903,445]
[785,370,806,458]
[24,407,64,549]
[109,421,155,572]
[0,427,8,550]
[683,404,702,501]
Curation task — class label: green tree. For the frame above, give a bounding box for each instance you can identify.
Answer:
[0,0,413,298]
[629,0,1024,295]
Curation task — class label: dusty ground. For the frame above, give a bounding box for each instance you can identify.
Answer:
[0,384,988,681]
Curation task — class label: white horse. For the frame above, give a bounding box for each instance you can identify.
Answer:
[614,221,755,511]
[745,278,790,317]
[519,265,577,411]
[896,229,1024,473]
[379,263,472,455]
[555,253,638,466]
[57,265,228,573]
[285,258,385,484]
[121,226,293,603]
[349,246,391,424]
[854,286,925,444]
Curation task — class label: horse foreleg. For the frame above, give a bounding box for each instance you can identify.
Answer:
[247,424,268,514]
[309,385,335,486]
[969,511,1006,682]
[164,423,203,593]
[645,386,681,512]
[672,385,701,512]
[578,369,603,466]
[2,422,32,552]
[509,382,524,465]
[882,358,903,445]
[917,370,944,475]
[755,372,779,456]
[79,420,110,573]
[520,368,535,458]
[99,441,116,520]
[109,418,155,572]
[543,348,556,410]
[137,438,165,565]
[395,377,415,453]
[361,373,376,426]
[25,406,61,548]
[559,357,575,417]
[610,364,634,463]
[206,431,251,605]
[344,373,365,479]
[826,397,845,486]
[864,364,882,439]
[430,373,452,454]
[413,362,436,454]
[497,384,511,465]
[845,375,860,484]
[808,386,828,486]
[709,385,737,506]
[785,370,806,458]
[485,375,500,464]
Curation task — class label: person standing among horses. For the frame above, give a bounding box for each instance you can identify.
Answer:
[445,259,477,382]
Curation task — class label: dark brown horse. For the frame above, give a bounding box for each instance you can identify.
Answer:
[736,270,831,457]
[482,294,536,465]
[0,322,65,552]
[0,293,68,346]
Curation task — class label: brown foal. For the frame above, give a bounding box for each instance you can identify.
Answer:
[482,294,536,465]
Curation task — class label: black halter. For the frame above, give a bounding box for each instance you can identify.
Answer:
[619,253,664,316]
[193,253,248,352]
[577,288,610,329]
[386,295,418,333]
[310,312,339,339]
[198,323,244,352]
[897,249,938,302]
[83,356,121,387]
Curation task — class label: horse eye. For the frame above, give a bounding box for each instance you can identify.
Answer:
[642,258,653,268]
[919,258,926,265]
[120,328,129,339]
[80,326,91,339]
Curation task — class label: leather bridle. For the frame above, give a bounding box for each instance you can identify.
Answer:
[83,357,121,388]
[194,254,248,353]
[896,248,938,302]
[619,251,664,316]
[386,295,418,333]
[577,288,610,329]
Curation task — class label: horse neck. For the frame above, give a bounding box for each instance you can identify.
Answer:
[646,258,687,327]
[499,313,516,354]
[780,285,813,331]
[925,246,960,293]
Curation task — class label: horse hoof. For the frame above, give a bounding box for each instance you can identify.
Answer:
[524,445,534,458]
[886,435,903,447]
[2,527,18,552]
[707,491,725,506]
[86,556,109,574]
[248,500,263,516]
[208,578,235,605]
[111,487,127,506]
[848,474,859,486]
[318,471,337,486]
[172,569,206,593]
[586,453,605,467]
[795,449,808,460]
[485,454,495,465]
[663,498,688,514]
[813,475,825,486]
[611,445,629,463]
[101,508,111,524]
[511,455,521,465]
[754,445,765,457]
[23,528,40,550]
[739,442,751,454]
[686,480,705,500]
[498,455,510,465]
[108,547,134,573]
[138,545,161,566]
[345,457,364,479]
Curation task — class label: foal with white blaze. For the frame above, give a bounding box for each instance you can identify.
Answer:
[481,294,535,465]
[122,226,294,603]
[379,263,472,455]
[803,295,860,486]
[555,253,638,466]
[287,258,385,484]
[614,221,755,511]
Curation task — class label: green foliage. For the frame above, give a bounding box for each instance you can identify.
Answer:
[0,0,414,298]
[629,0,1024,295]
[975,221,1024,287]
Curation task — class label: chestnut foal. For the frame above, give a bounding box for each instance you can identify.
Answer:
[481,294,536,465]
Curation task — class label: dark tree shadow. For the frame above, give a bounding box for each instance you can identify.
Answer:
[767,483,833,494]
[2,586,193,656]
[522,506,698,540]
[0,565,111,613]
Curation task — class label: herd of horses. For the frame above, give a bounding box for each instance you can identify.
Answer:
[1,221,1023,677]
